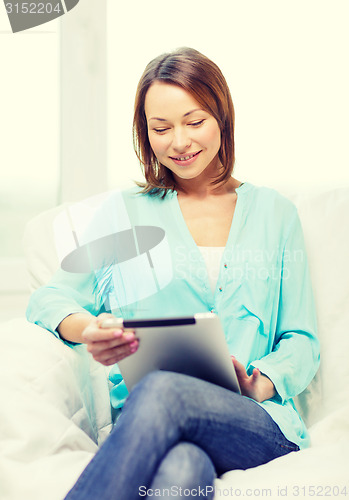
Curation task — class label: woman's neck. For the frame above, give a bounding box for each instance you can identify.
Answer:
[176,176,241,200]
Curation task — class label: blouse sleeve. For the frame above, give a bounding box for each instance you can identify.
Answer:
[26,267,105,340]
[26,193,123,340]
[248,208,320,403]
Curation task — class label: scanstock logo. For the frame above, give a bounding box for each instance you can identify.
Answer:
[4,0,79,33]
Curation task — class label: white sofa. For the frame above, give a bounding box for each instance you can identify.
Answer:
[1,186,348,500]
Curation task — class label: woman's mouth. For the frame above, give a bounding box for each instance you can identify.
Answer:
[169,151,201,166]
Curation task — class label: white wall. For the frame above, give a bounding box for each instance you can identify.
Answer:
[107,0,349,192]
[0,16,60,260]
[0,10,61,319]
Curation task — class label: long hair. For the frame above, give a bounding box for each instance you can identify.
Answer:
[133,47,235,198]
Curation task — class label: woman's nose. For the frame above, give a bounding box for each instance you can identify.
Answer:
[172,128,191,152]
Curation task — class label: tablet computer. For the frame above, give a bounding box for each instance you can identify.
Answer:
[102,313,240,394]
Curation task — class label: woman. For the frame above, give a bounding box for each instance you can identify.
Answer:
[27,47,320,499]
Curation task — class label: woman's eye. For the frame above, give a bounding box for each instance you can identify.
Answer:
[153,128,169,133]
[189,120,204,127]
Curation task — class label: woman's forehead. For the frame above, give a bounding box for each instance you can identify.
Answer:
[144,83,204,120]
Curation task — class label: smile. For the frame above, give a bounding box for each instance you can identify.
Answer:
[169,151,201,165]
[171,152,198,161]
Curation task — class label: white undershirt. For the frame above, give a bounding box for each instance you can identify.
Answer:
[198,246,225,295]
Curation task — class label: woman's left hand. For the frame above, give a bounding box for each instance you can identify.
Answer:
[231,356,276,403]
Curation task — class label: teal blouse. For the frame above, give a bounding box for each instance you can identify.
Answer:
[26,182,320,449]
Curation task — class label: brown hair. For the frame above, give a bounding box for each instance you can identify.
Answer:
[133,47,235,197]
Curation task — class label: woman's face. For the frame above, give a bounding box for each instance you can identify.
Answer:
[144,82,221,184]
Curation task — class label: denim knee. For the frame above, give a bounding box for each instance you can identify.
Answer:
[121,371,184,426]
[135,370,184,393]
[164,442,215,484]
[128,371,184,408]
[150,442,215,493]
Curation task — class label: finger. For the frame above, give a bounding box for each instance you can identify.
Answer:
[93,347,130,363]
[97,317,124,331]
[92,340,138,363]
[87,334,137,354]
[99,346,138,366]
[95,313,123,331]
[252,368,261,383]
[82,328,122,343]
[93,345,130,363]
[83,326,130,343]
[96,312,117,323]
[231,356,248,379]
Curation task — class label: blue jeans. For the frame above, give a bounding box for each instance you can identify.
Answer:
[65,371,299,500]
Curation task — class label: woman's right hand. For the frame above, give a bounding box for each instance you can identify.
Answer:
[82,313,139,366]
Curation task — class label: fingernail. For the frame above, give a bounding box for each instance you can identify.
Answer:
[124,332,135,341]
[230,355,235,359]
[113,329,123,337]
[129,341,138,353]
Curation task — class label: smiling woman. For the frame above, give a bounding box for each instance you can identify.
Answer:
[26,46,320,500]
[133,47,235,197]
[146,83,222,183]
